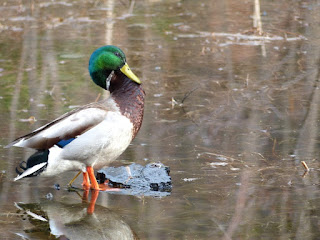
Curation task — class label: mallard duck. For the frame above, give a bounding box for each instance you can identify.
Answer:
[6,45,145,190]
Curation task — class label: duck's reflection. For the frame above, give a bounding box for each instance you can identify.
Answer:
[15,191,138,240]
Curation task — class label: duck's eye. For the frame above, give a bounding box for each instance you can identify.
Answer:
[114,52,121,57]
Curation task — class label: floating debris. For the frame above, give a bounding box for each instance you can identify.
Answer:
[175,31,307,47]
[171,97,179,108]
[19,116,37,123]
[9,16,35,22]
[202,31,307,41]
[209,162,228,167]
[182,178,199,182]
[216,156,228,161]
[230,168,240,171]
[45,193,53,200]
[153,93,163,97]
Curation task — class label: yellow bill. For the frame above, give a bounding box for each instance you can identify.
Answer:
[120,62,141,84]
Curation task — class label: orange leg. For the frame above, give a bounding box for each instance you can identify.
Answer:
[81,189,99,214]
[82,171,90,189]
[86,166,100,190]
[82,189,90,202]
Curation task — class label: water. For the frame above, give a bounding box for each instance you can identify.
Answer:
[1,0,320,239]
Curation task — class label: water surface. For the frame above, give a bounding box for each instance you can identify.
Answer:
[1,0,320,239]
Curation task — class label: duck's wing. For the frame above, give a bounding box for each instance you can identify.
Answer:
[6,102,110,150]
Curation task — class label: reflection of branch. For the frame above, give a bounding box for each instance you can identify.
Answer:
[223,171,249,240]
[253,0,266,56]
[295,70,320,159]
[211,217,230,239]
[128,0,135,15]
[253,0,263,34]
[279,69,317,90]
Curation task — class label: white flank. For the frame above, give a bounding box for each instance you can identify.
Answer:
[14,162,47,181]
[60,111,133,169]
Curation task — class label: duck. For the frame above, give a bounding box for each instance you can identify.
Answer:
[6,45,145,191]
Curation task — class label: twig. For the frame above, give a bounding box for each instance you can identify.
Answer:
[301,161,309,172]
[181,87,199,104]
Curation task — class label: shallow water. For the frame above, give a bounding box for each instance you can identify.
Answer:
[1,0,320,239]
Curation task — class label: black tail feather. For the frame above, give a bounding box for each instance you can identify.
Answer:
[16,167,23,175]
[15,150,49,178]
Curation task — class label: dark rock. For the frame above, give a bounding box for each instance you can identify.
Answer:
[96,162,172,197]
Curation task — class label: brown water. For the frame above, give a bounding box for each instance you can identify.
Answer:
[1,0,320,239]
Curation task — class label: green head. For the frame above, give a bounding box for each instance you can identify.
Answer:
[88,45,141,89]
